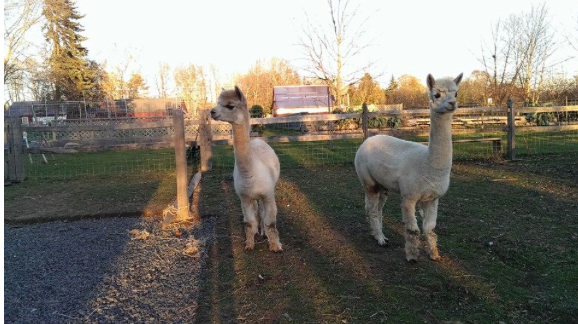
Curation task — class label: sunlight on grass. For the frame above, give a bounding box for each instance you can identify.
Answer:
[379,216,500,302]
[453,163,578,202]
[277,178,382,295]
[219,179,346,323]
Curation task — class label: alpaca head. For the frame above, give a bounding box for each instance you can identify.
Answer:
[210,86,249,125]
[426,73,463,114]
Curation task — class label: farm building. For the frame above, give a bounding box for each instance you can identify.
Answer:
[272,85,334,116]
[5,101,84,124]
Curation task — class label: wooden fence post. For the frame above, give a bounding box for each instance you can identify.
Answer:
[506,98,516,160]
[362,103,369,140]
[173,109,190,220]
[6,117,25,182]
[198,109,213,172]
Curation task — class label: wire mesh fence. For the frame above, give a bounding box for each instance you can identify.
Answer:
[210,107,514,171]
[11,115,201,180]
[4,103,578,181]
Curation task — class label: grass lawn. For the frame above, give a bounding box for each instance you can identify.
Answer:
[211,130,578,169]
[20,148,177,179]
[196,153,578,323]
[4,148,198,222]
[4,171,181,222]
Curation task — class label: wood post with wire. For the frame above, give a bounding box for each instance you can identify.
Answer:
[172,109,191,221]
[199,109,213,172]
[5,117,25,183]
[362,103,369,140]
[506,98,516,160]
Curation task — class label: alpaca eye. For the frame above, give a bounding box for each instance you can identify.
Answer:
[434,93,441,99]
[225,104,235,109]
[455,91,459,97]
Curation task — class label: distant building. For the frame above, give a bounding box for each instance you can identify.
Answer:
[272,85,334,116]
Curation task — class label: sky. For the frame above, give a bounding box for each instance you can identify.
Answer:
[26,0,578,97]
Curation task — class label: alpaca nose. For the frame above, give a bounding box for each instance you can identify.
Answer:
[448,101,456,110]
[210,109,216,116]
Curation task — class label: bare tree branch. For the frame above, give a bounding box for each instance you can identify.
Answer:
[297,0,380,107]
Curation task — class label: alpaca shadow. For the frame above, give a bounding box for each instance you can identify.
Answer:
[281,170,508,319]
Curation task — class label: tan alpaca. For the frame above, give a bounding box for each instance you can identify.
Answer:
[210,86,282,252]
[354,73,463,262]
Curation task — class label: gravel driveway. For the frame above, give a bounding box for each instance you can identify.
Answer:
[4,216,215,323]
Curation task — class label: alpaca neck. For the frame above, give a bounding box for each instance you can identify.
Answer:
[427,110,453,170]
[232,120,253,172]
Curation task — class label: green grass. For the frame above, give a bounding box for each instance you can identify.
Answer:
[6,130,575,223]
[4,171,186,222]
[196,154,578,323]
[210,130,578,169]
[16,130,577,178]
[21,148,178,179]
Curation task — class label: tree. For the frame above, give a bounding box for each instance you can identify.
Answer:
[235,58,301,114]
[42,0,96,100]
[126,72,148,99]
[387,75,428,108]
[174,64,207,115]
[4,0,42,107]
[384,74,398,104]
[479,3,559,106]
[569,15,578,54]
[298,0,380,107]
[155,62,171,98]
[350,73,385,106]
[456,70,491,106]
[515,4,558,105]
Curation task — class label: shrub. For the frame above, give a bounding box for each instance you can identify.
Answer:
[528,112,556,126]
[250,105,264,118]
[367,116,402,129]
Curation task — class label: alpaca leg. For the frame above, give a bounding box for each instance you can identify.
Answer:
[241,198,258,251]
[365,188,388,246]
[421,199,440,261]
[378,190,389,242]
[258,200,265,236]
[263,197,283,252]
[401,198,420,262]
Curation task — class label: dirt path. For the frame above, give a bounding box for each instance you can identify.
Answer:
[4,216,214,323]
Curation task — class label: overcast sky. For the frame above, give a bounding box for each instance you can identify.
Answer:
[28,0,578,96]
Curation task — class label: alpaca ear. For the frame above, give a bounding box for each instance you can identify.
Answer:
[234,85,246,103]
[221,87,225,91]
[426,74,435,90]
[454,73,464,86]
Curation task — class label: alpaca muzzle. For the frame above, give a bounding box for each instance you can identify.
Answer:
[210,109,219,120]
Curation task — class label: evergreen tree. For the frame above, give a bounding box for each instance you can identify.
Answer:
[43,0,95,100]
[386,74,398,91]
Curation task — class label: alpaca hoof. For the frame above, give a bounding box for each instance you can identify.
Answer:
[377,237,389,247]
[269,242,283,253]
[429,255,441,262]
[407,258,418,263]
[245,242,255,251]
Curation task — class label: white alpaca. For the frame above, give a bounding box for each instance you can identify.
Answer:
[210,86,282,252]
[354,73,463,262]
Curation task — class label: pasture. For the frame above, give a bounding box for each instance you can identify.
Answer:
[196,153,577,323]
